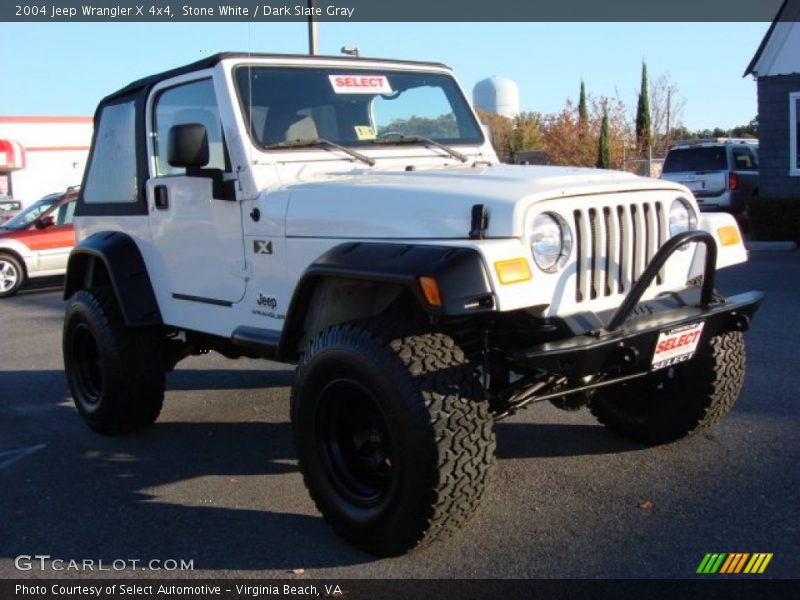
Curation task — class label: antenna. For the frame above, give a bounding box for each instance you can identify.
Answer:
[308,0,318,55]
[247,23,253,169]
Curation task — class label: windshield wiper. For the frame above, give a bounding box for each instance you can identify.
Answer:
[372,134,468,163]
[263,138,375,167]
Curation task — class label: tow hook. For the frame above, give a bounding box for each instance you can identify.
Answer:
[726,314,750,332]
[615,345,640,369]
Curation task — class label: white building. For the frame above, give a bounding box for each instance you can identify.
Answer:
[0,116,93,207]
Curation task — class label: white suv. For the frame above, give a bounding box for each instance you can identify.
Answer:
[62,53,763,556]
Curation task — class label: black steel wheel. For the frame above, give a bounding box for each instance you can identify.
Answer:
[291,322,495,556]
[318,379,397,506]
[63,288,165,434]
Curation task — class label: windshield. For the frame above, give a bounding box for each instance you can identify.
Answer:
[2,194,59,230]
[234,66,484,149]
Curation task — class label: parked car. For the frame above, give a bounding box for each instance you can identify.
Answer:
[0,187,78,297]
[0,198,22,224]
[661,139,758,215]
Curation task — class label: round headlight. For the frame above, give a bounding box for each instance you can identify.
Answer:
[531,212,572,272]
[669,197,698,237]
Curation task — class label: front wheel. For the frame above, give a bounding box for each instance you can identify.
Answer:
[0,254,25,297]
[291,323,495,556]
[589,330,746,444]
[63,288,165,434]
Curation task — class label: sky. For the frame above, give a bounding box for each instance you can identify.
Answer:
[0,21,769,131]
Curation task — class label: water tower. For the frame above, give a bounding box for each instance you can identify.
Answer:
[472,76,520,118]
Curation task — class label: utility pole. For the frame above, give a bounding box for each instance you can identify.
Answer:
[307,0,318,55]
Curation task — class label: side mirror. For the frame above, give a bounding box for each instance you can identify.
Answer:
[36,215,56,229]
[168,123,209,168]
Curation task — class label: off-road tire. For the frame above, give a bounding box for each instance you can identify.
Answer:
[0,253,25,298]
[290,322,496,556]
[589,330,745,444]
[63,288,165,434]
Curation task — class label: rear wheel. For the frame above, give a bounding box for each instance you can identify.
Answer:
[291,322,495,556]
[63,288,165,434]
[589,330,746,444]
[0,254,25,297]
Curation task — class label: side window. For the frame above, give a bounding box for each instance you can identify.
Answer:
[83,102,138,204]
[748,147,759,169]
[732,147,757,171]
[153,79,226,176]
[56,200,77,225]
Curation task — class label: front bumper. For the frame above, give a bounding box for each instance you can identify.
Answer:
[511,230,764,379]
[512,289,762,379]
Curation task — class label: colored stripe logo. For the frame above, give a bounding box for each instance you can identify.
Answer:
[696,553,773,574]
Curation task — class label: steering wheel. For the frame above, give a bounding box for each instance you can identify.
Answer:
[376,131,405,140]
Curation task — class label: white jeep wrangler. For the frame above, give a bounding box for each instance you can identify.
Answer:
[62,53,763,556]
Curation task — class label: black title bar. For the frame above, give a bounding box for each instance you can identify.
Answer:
[1,0,793,22]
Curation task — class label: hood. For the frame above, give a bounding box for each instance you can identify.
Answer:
[283,163,686,239]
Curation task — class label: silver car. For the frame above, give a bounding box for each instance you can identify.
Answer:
[661,139,758,215]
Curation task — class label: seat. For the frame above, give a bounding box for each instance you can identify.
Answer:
[263,108,318,144]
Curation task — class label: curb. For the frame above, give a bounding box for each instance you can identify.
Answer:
[746,241,797,252]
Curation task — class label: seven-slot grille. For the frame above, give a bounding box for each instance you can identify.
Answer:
[572,201,668,303]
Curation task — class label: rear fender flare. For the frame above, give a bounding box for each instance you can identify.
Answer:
[64,231,161,326]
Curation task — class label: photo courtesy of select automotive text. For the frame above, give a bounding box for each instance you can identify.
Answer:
[1,0,798,598]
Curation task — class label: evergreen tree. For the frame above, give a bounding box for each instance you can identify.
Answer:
[578,80,588,133]
[596,106,611,169]
[635,61,652,154]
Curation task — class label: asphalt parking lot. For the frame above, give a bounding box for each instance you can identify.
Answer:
[1,253,798,580]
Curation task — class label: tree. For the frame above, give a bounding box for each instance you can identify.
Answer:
[732,116,758,138]
[635,61,652,155]
[648,73,686,154]
[597,105,611,169]
[541,91,630,169]
[380,113,459,139]
[578,80,588,134]
[541,100,590,167]
[475,109,543,162]
[509,111,543,156]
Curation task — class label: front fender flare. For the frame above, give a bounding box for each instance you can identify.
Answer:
[276,242,495,360]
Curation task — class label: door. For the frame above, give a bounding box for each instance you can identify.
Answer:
[27,198,76,272]
[146,77,246,305]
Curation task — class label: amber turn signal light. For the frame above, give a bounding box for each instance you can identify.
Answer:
[418,276,442,307]
[717,225,741,247]
[494,258,533,284]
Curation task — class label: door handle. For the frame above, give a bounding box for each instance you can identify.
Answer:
[154,185,169,210]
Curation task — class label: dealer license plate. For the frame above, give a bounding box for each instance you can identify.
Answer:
[651,322,705,371]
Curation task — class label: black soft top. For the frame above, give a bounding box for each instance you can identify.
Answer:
[100,52,451,106]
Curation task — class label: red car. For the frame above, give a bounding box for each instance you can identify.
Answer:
[0,188,78,297]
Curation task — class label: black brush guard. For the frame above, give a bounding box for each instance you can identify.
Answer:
[510,230,764,384]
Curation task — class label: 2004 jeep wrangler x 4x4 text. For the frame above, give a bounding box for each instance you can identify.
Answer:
[62,53,763,556]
